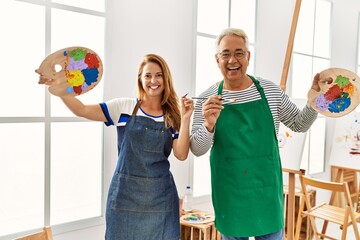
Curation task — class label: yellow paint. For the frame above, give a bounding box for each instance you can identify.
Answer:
[67,70,85,87]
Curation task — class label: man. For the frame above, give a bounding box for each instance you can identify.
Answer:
[190,28,331,240]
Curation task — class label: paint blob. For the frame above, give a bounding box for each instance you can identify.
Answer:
[315,75,354,114]
[64,47,101,95]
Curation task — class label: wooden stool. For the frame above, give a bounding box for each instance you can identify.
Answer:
[180,211,221,240]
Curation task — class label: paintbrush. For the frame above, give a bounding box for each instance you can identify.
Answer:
[191,97,208,100]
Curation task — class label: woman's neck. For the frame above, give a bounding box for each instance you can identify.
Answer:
[140,98,163,116]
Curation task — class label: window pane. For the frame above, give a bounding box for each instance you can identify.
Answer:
[308,118,326,174]
[195,36,223,96]
[197,0,229,35]
[293,0,315,54]
[313,0,331,58]
[300,130,310,171]
[313,58,330,76]
[0,1,45,117]
[291,54,313,98]
[52,0,105,12]
[230,0,256,43]
[51,122,102,225]
[51,9,105,116]
[0,123,45,236]
[358,15,360,76]
[193,152,211,197]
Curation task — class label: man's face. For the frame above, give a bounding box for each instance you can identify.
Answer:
[216,35,250,83]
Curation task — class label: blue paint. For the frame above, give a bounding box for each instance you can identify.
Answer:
[66,86,74,93]
[82,68,99,85]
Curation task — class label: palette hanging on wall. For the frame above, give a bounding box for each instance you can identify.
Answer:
[37,46,103,96]
[308,68,360,118]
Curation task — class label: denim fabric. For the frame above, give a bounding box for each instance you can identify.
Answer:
[221,229,284,240]
[105,116,180,240]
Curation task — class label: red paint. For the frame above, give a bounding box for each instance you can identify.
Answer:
[324,84,341,101]
[85,53,100,68]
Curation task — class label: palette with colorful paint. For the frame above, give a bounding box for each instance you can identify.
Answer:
[180,212,215,224]
[308,68,360,118]
[37,46,103,96]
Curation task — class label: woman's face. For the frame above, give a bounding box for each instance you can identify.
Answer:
[141,62,165,98]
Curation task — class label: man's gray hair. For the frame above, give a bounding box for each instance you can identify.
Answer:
[215,28,249,53]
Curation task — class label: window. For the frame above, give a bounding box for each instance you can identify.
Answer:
[292,0,332,174]
[193,0,257,197]
[0,0,105,238]
[358,13,360,75]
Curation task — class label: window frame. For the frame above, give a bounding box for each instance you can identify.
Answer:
[0,0,106,238]
[192,0,258,197]
[357,13,360,75]
[291,0,332,175]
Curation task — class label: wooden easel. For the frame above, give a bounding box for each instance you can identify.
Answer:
[280,0,302,92]
[283,168,305,240]
[281,0,303,239]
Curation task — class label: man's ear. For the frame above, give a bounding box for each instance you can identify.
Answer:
[247,51,251,63]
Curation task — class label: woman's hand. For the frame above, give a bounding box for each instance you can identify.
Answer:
[36,68,69,97]
[181,95,194,120]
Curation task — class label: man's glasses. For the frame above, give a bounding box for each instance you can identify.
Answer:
[217,50,247,60]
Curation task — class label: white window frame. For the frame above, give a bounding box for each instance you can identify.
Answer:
[193,0,257,197]
[0,1,106,238]
[357,13,360,76]
[291,0,332,175]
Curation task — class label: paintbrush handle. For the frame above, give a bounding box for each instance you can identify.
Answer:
[191,97,208,100]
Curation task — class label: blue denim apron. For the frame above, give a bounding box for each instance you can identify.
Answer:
[105,101,180,240]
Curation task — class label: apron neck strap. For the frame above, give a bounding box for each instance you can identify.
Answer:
[249,75,266,99]
[132,99,142,115]
[217,81,224,95]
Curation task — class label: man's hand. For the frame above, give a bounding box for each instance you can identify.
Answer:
[311,72,333,92]
[202,95,223,132]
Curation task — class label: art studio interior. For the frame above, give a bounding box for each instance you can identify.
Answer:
[2,0,360,239]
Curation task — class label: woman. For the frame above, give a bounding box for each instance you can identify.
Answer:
[37,53,194,240]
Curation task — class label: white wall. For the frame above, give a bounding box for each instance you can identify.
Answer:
[103,0,196,198]
[54,0,360,239]
[55,0,195,239]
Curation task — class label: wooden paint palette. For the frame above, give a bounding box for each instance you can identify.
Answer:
[308,68,360,118]
[37,46,103,96]
[180,212,215,225]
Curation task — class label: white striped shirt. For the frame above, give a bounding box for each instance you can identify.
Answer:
[100,98,179,139]
[190,77,318,156]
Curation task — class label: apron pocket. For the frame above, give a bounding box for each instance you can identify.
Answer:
[143,127,165,153]
[219,154,277,189]
[109,173,174,212]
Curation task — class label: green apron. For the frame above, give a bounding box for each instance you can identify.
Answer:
[210,76,284,237]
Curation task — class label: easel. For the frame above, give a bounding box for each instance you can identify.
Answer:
[281,0,303,238]
[283,168,305,240]
[280,0,302,92]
